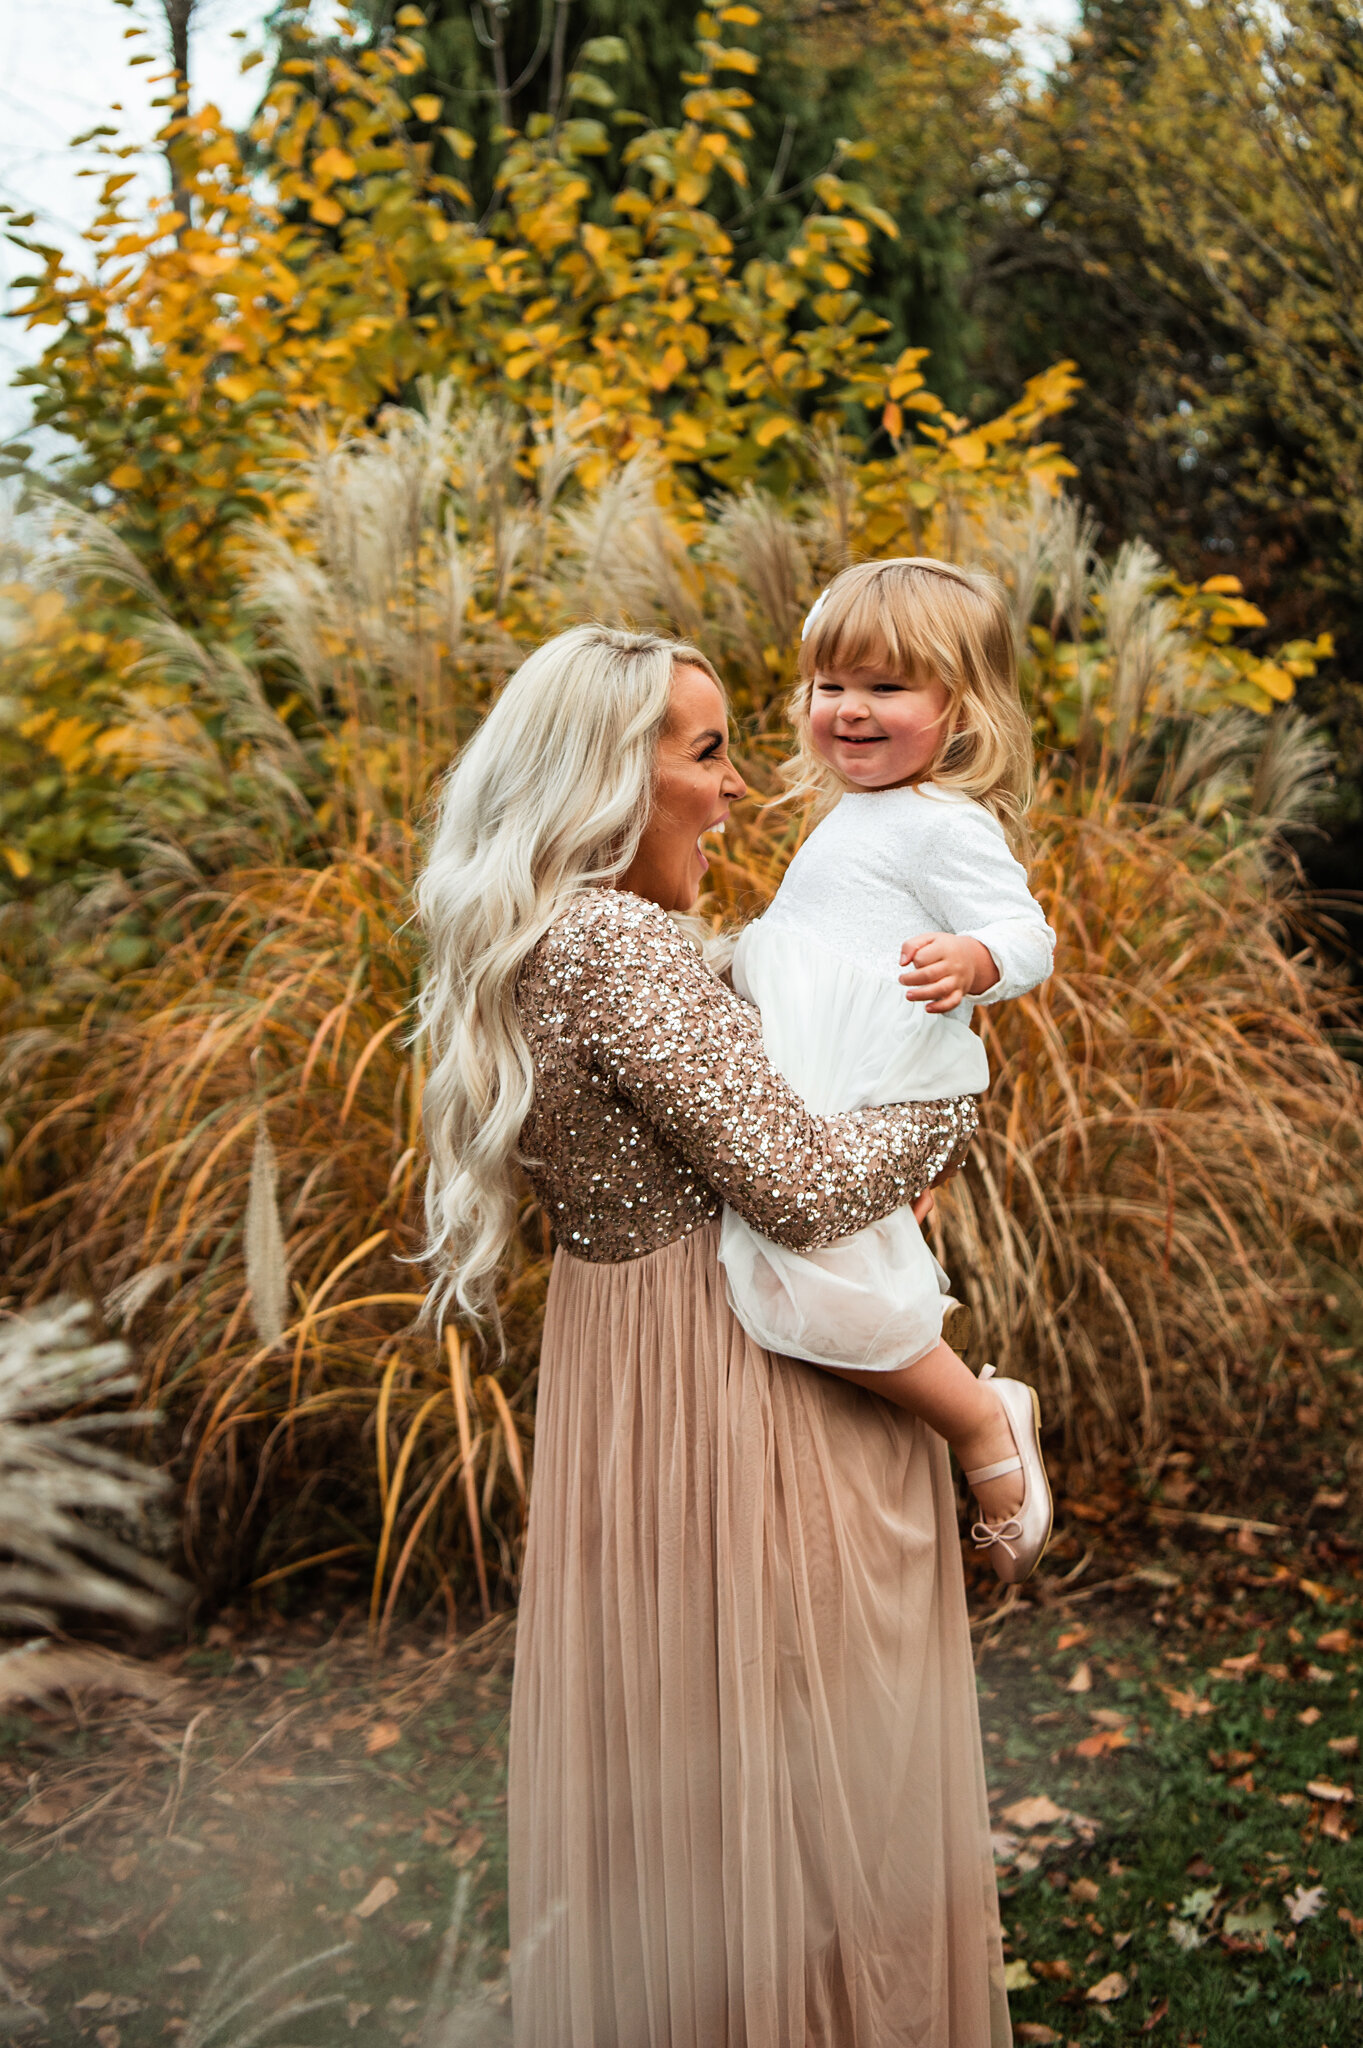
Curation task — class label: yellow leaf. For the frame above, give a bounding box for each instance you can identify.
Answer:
[309,196,345,226]
[754,413,795,448]
[1200,574,1244,593]
[1252,661,1295,702]
[312,147,356,183]
[411,95,442,123]
[217,373,256,403]
[719,5,761,21]
[2,847,32,880]
[712,46,759,72]
[947,432,988,469]
[882,401,903,439]
[107,463,142,489]
[395,5,427,22]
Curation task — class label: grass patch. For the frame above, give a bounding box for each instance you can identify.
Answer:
[0,1539,1359,2044]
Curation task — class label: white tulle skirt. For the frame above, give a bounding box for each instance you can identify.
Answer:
[718,918,988,1373]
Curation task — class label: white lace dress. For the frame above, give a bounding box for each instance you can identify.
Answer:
[718,783,1055,1370]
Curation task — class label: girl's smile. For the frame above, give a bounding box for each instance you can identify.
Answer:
[810,665,953,789]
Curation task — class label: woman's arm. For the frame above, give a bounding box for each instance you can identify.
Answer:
[550,892,977,1250]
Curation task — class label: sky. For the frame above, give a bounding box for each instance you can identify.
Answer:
[0,0,1081,448]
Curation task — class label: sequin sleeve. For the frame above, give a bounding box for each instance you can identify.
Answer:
[546,892,977,1252]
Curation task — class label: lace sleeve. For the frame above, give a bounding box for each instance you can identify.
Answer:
[548,892,977,1251]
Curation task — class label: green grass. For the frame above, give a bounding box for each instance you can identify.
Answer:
[981,1560,1363,2044]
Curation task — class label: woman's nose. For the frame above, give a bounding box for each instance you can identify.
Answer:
[723,764,747,801]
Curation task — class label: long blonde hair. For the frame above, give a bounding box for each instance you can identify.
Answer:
[786,557,1034,846]
[416,623,722,1325]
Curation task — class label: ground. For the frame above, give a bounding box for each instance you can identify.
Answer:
[1,1523,1360,2048]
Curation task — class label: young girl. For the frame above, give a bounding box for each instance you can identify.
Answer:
[718,556,1056,1581]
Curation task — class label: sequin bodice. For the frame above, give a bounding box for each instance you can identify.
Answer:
[516,890,978,1264]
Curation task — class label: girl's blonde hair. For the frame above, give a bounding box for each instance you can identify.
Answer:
[788,557,1033,846]
[416,623,723,1326]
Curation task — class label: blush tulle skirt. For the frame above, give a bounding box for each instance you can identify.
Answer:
[718,920,987,1373]
[507,1223,1011,2047]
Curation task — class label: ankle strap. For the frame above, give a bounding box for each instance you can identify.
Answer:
[965,1453,1022,1485]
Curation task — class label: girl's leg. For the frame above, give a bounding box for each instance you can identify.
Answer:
[822,1342,1025,1522]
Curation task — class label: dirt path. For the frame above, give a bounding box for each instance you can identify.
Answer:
[1,1535,1360,2047]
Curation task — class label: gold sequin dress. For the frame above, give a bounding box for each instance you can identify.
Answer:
[508,890,1011,2048]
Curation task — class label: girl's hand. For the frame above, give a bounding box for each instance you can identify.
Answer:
[899,933,999,1014]
[911,1188,935,1224]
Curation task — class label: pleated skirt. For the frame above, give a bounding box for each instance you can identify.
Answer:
[507,1222,1011,2048]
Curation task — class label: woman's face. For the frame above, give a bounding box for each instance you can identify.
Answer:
[808,663,953,790]
[621,663,746,913]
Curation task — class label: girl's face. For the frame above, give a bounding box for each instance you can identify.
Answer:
[621,663,747,913]
[808,663,953,790]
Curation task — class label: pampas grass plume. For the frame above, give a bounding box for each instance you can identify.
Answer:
[247,1114,290,1351]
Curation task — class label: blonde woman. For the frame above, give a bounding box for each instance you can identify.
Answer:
[418,624,1010,2047]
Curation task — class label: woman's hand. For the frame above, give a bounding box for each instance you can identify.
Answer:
[899,932,998,1014]
[911,1188,935,1224]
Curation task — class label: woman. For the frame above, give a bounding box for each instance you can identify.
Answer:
[417,626,1011,2047]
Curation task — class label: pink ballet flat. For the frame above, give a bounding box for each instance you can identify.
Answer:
[966,1366,1053,1585]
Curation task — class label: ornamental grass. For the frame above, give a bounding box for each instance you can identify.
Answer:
[2,398,1358,1623]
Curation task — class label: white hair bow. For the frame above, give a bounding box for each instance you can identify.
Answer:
[800,589,829,641]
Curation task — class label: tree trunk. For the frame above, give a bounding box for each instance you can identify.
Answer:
[162,0,196,242]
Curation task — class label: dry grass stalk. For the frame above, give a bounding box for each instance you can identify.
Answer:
[0,1299,184,1632]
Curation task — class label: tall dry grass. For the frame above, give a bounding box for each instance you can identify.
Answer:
[2,397,1359,1617]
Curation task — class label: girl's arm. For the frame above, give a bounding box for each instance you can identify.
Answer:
[903,796,1055,1005]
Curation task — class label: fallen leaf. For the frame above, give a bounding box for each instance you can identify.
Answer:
[1113,1928,1134,1950]
[1321,1806,1352,1843]
[1311,1488,1348,1510]
[1305,1779,1354,1804]
[1223,1901,1277,1940]
[1306,1664,1336,1683]
[1056,1626,1089,1652]
[1328,1734,1359,1758]
[452,1825,486,1869]
[74,1992,112,2011]
[1089,1707,1130,1729]
[1339,1906,1363,1940]
[108,1855,138,1883]
[8,1942,62,1969]
[1065,1661,1093,1694]
[165,1956,202,1975]
[1168,1919,1204,1951]
[1086,1971,1128,2004]
[1002,1959,1036,1990]
[1015,2027,1058,2044]
[1163,1686,1215,1718]
[1316,1628,1353,1656]
[1298,1578,1338,1605]
[365,1720,403,1756]
[1000,1794,1065,1830]
[1032,1958,1073,1981]
[1298,1706,1322,1726]
[1141,1996,1170,2031]
[21,1794,75,1829]
[1277,1792,1308,1809]
[1070,1877,1101,1905]
[1284,1883,1326,1924]
[346,2005,372,2032]
[95,2029,120,2048]
[1076,1726,1131,1758]
[354,1875,398,1920]
[990,1830,1019,1862]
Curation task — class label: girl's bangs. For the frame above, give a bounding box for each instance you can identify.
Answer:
[803,577,933,681]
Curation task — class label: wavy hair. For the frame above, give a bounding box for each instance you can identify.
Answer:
[416,624,722,1326]
[785,557,1034,848]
